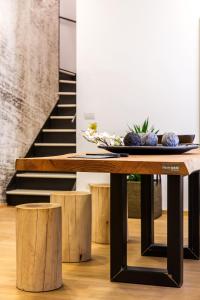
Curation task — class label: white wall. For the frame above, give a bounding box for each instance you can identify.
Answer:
[60,0,76,72]
[60,0,76,20]
[77,0,200,209]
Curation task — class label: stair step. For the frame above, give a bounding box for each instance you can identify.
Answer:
[58,92,76,96]
[16,172,76,179]
[34,143,76,147]
[50,116,74,120]
[6,189,64,196]
[57,104,76,108]
[59,80,76,84]
[59,69,76,76]
[42,129,76,133]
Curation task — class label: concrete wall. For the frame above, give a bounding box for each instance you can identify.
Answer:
[0,0,59,203]
[76,0,200,209]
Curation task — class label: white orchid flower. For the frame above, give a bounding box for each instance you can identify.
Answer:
[82,126,124,146]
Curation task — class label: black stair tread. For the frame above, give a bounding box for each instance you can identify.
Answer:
[6,189,70,196]
[47,120,76,129]
[16,172,76,179]
[57,98,76,105]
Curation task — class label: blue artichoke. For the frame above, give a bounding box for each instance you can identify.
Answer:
[124,132,141,146]
[143,132,158,146]
[161,132,179,147]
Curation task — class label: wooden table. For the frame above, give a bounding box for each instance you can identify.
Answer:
[16,149,200,288]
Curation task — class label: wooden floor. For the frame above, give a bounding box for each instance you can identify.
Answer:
[0,207,200,300]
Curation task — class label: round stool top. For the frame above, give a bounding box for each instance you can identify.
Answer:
[51,191,91,196]
[90,183,110,188]
[16,203,61,210]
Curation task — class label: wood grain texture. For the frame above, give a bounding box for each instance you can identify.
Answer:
[90,184,110,244]
[16,203,62,292]
[16,149,200,176]
[51,192,92,263]
[0,0,59,203]
[2,207,200,300]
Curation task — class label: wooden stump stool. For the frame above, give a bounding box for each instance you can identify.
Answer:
[90,184,110,244]
[51,191,91,263]
[16,203,62,292]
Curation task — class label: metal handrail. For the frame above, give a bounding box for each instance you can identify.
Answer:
[59,16,76,23]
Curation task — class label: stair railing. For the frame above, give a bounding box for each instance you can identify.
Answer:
[59,15,76,75]
[59,16,76,23]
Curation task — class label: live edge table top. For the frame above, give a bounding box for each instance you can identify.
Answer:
[15,148,200,176]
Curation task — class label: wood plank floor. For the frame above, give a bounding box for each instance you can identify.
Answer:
[0,207,200,300]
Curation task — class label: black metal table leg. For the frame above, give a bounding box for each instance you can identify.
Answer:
[141,172,200,260]
[141,175,167,257]
[167,176,183,286]
[141,175,154,255]
[110,173,183,287]
[110,173,127,279]
[186,171,200,259]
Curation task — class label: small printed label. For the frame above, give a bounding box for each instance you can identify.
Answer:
[162,164,180,172]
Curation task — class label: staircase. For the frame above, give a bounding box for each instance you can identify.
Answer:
[6,69,77,205]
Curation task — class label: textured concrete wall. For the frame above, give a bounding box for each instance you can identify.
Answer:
[0,0,59,203]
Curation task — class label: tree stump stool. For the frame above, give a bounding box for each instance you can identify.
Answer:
[90,184,110,244]
[51,191,91,263]
[16,203,62,292]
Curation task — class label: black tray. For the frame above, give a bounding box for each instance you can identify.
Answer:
[98,144,199,155]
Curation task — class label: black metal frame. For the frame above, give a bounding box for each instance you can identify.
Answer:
[110,173,184,287]
[141,172,200,260]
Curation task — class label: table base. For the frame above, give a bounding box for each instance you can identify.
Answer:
[141,173,200,261]
[110,174,183,288]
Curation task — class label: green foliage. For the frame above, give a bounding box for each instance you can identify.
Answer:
[127,174,141,182]
[127,118,159,181]
[129,118,159,134]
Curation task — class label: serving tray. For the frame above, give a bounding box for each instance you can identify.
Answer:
[98,144,199,155]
